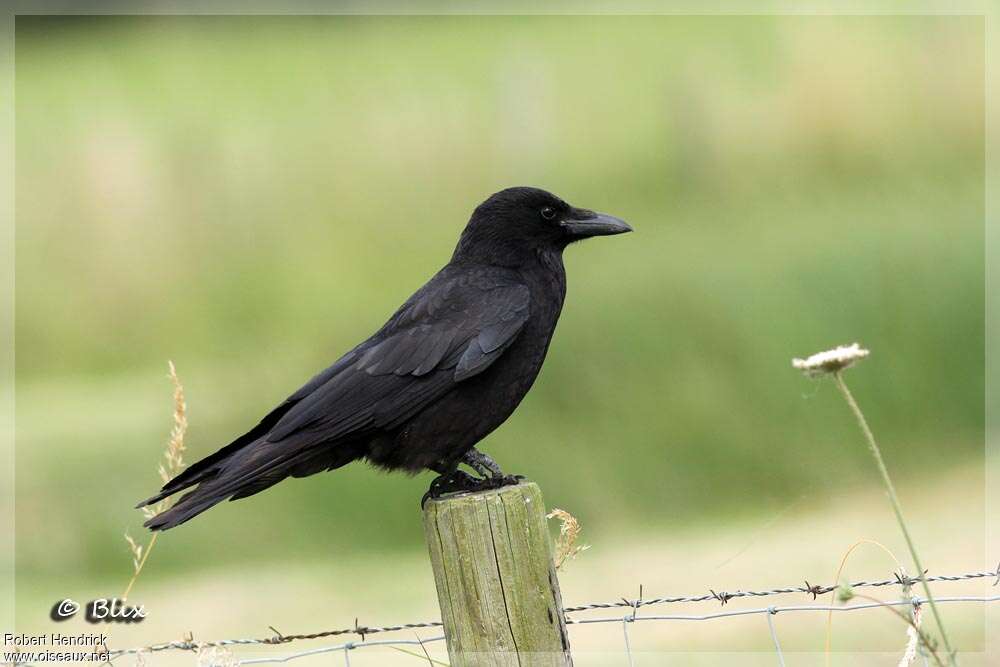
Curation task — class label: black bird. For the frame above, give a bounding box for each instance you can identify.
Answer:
[138,186,631,530]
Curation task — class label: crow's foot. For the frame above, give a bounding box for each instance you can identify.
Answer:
[477,473,525,490]
[421,470,480,507]
[421,470,525,507]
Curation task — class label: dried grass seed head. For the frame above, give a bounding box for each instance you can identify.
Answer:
[547,508,590,570]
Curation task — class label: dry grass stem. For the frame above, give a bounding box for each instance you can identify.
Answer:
[824,538,904,662]
[413,631,445,667]
[830,371,954,664]
[850,592,942,667]
[388,642,450,666]
[900,603,923,667]
[795,344,955,664]
[123,531,143,573]
[546,508,589,570]
[160,360,188,483]
[141,362,188,519]
[123,361,189,602]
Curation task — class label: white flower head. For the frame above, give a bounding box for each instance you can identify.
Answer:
[792,343,870,377]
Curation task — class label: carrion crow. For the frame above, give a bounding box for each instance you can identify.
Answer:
[138,186,631,530]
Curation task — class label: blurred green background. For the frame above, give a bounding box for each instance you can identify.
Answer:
[13,14,986,660]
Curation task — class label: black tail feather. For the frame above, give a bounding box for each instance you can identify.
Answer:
[134,468,217,509]
[142,488,227,531]
[139,441,365,531]
[137,398,303,512]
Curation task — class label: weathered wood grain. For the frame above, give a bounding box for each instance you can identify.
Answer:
[423,481,572,666]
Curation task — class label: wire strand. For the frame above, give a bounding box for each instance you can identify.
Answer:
[102,564,999,661]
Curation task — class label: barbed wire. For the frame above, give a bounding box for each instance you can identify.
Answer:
[101,563,999,662]
[564,564,1000,612]
[220,595,999,666]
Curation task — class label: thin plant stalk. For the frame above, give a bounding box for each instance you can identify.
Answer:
[122,532,158,602]
[824,538,904,663]
[831,371,955,664]
[851,593,943,667]
[122,361,187,602]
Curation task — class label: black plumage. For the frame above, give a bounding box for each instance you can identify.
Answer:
[138,186,631,530]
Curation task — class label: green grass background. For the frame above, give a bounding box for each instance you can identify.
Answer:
[14,14,983,592]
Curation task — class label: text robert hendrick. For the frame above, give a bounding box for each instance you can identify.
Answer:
[5,632,108,646]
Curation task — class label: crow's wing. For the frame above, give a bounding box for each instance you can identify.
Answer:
[265,272,530,441]
[140,268,530,528]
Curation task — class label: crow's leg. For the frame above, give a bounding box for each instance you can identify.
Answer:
[460,448,524,489]
[461,448,503,479]
[459,448,503,479]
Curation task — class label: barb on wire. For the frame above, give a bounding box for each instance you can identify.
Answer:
[709,589,735,606]
[104,565,998,661]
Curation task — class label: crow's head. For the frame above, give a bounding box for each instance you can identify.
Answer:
[453,186,631,265]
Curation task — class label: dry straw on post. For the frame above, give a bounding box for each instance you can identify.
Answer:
[547,507,589,570]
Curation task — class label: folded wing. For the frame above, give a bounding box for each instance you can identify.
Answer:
[139,268,530,529]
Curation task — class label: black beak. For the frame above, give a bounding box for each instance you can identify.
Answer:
[560,209,633,238]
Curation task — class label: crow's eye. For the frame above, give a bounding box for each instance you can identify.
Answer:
[540,207,557,221]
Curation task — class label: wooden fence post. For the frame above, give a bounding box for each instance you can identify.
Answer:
[422,481,573,666]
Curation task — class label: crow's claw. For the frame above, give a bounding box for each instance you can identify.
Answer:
[421,471,525,507]
[421,470,481,507]
[481,474,524,489]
